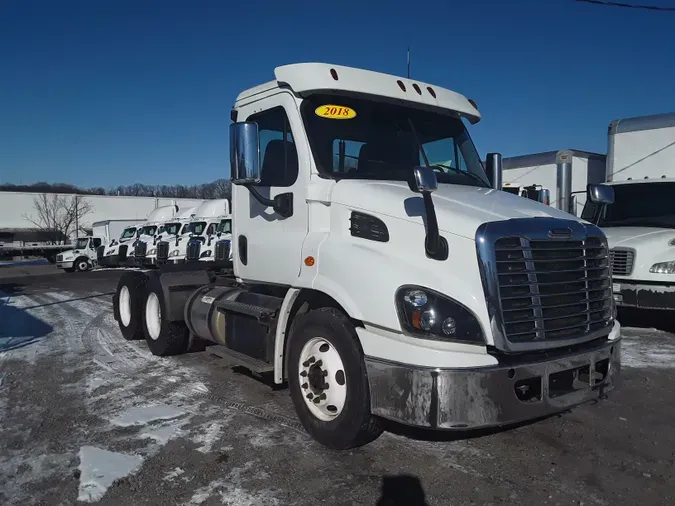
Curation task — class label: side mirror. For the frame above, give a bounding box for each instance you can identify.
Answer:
[485,152,503,191]
[230,122,261,184]
[411,166,438,193]
[587,183,614,205]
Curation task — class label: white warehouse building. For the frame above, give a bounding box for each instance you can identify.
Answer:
[0,191,208,246]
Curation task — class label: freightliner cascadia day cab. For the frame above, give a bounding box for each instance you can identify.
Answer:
[113,63,621,450]
[582,111,675,312]
[137,205,200,266]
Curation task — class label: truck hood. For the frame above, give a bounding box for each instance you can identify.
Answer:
[330,180,577,239]
[603,226,675,249]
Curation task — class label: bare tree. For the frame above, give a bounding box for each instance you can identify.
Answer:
[21,193,94,243]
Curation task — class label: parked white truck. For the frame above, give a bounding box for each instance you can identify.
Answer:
[581,111,675,311]
[139,206,200,267]
[100,205,178,267]
[502,150,606,216]
[164,199,231,264]
[113,63,621,450]
[56,219,140,272]
[98,223,144,267]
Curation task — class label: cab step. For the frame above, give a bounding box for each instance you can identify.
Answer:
[208,345,274,374]
[214,299,276,322]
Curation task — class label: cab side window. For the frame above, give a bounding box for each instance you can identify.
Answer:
[247,107,298,187]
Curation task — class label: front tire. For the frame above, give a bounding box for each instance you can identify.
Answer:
[113,271,148,341]
[142,275,190,356]
[287,307,383,450]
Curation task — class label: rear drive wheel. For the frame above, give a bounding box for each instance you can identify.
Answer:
[287,307,383,449]
[113,271,148,340]
[142,275,190,356]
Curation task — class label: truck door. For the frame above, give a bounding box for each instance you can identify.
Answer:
[232,93,309,286]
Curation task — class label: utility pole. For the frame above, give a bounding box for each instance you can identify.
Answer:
[407,47,411,78]
[75,195,79,239]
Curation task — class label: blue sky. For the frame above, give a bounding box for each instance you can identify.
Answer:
[1,0,674,188]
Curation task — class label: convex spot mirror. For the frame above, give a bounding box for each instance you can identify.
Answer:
[230,122,261,184]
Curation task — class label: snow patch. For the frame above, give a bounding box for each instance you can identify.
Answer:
[163,467,185,482]
[621,335,675,369]
[77,446,144,502]
[186,463,280,506]
[110,404,187,427]
[141,423,185,444]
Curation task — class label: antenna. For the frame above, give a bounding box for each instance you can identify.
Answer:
[407,47,411,78]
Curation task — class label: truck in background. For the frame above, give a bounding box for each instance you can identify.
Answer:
[502,149,606,215]
[98,223,144,267]
[164,199,230,264]
[140,205,200,266]
[112,62,620,450]
[100,205,178,268]
[582,111,675,312]
[55,219,140,272]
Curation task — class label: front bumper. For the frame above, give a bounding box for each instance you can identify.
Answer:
[612,279,675,310]
[56,261,74,269]
[365,328,621,430]
[100,255,120,267]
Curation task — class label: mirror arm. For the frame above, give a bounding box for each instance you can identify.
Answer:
[244,184,294,218]
[421,192,448,261]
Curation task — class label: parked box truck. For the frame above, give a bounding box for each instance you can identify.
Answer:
[582,111,675,311]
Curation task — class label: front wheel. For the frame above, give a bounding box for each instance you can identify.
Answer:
[287,307,383,450]
[74,257,91,272]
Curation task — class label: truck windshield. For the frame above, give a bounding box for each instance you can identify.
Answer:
[217,219,232,234]
[581,181,675,228]
[140,226,157,236]
[300,93,490,188]
[75,238,89,249]
[120,228,136,239]
[189,222,206,235]
[162,223,181,235]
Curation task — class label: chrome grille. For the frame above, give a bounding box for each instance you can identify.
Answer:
[186,239,201,261]
[134,241,147,258]
[56,254,63,262]
[609,248,635,276]
[156,241,169,261]
[495,236,612,344]
[214,239,231,261]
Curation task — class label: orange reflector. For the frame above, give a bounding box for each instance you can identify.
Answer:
[411,311,421,329]
[304,256,315,266]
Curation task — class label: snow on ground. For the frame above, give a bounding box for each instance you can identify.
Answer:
[1,284,675,505]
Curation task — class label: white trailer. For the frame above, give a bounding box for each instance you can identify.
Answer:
[113,62,621,450]
[502,149,606,216]
[582,111,675,311]
[55,219,141,272]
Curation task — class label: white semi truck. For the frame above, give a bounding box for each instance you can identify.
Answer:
[98,223,144,267]
[55,219,140,272]
[164,199,231,264]
[100,205,178,267]
[113,63,621,450]
[502,149,607,216]
[140,206,200,267]
[581,111,675,311]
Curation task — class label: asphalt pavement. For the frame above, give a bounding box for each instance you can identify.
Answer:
[1,267,674,505]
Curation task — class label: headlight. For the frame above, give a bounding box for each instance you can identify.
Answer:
[169,250,180,257]
[147,249,156,256]
[649,261,675,274]
[395,286,484,344]
[200,250,212,258]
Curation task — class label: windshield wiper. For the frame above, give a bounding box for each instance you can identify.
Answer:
[432,164,489,187]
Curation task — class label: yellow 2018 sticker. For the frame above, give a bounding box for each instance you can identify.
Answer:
[314,105,357,119]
